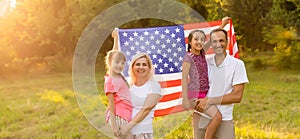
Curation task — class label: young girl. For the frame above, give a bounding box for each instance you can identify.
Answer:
[104,50,132,139]
[182,30,222,139]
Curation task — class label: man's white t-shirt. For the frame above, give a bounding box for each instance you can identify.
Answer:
[130,80,161,135]
[206,54,249,120]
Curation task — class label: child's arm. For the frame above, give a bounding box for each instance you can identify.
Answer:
[204,16,231,52]
[107,93,120,137]
[112,28,119,51]
[182,61,191,110]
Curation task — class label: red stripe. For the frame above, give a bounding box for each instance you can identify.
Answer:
[159,79,181,88]
[184,20,222,30]
[159,92,181,102]
[154,105,185,117]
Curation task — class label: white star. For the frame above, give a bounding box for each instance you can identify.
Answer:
[158,58,163,63]
[129,36,134,41]
[161,44,166,49]
[124,41,129,46]
[175,27,180,33]
[156,49,161,54]
[135,41,139,46]
[122,32,128,37]
[167,48,172,53]
[160,34,165,39]
[165,29,170,34]
[179,56,183,61]
[164,63,169,68]
[162,53,167,58]
[155,40,160,44]
[173,52,178,57]
[141,45,145,50]
[136,50,141,54]
[177,47,183,52]
[166,39,171,43]
[171,33,176,38]
[168,57,173,62]
[127,61,131,65]
[174,62,179,66]
[145,40,150,45]
[144,31,149,36]
[155,30,159,35]
[139,36,144,41]
[154,63,158,69]
[151,45,156,49]
[133,31,138,36]
[126,51,130,56]
[146,50,151,54]
[169,67,174,72]
[159,68,164,73]
[176,37,181,42]
[130,46,135,51]
[152,54,157,59]
[172,43,176,47]
[150,35,155,40]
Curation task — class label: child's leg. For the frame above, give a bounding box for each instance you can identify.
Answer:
[203,105,222,139]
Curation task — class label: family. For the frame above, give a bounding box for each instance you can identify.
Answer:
[103,17,249,139]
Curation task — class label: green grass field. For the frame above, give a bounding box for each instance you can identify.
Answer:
[0,62,299,138]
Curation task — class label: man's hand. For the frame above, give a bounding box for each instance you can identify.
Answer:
[195,97,209,112]
[120,125,130,139]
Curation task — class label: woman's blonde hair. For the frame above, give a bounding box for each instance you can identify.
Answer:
[128,53,154,85]
[105,50,126,75]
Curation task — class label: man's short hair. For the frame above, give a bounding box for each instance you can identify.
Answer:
[210,28,228,42]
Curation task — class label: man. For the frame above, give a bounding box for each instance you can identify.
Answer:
[195,28,249,139]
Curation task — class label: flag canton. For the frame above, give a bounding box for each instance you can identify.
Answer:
[119,25,186,76]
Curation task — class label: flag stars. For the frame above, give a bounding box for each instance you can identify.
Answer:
[161,44,166,49]
[177,47,183,52]
[151,45,156,49]
[166,39,171,43]
[154,30,159,35]
[155,40,160,44]
[125,51,130,56]
[174,62,179,67]
[141,45,146,50]
[150,35,155,40]
[179,56,183,61]
[129,36,134,41]
[167,48,172,53]
[130,46,135,51]
[144,31,149,36]
[173,52,178,57]
[171,33,176,38]
[171,43,176,47]
[139,36,144,41]
[169,67,174,72]
[176,37,181,42]
[146,50,151,54]
[133,31,138,36]
[154,63,158,69]
[145,40,150,45]
[165,29,170,34]
[160,34,165,39]
[162,53,167,58]
[122,32,128,37]
[159,68,164,73]
[175,27,180,33]
[158,58,163,63]
[164,63,169,68]
[124,41,129,46]
[135,41,139,46]
[156,49,161,54]
[152,54,157,59]
[168,57,173,62]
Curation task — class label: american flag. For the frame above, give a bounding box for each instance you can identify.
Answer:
[118,20,238,117]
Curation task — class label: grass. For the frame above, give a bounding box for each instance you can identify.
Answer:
[0,59,299,138]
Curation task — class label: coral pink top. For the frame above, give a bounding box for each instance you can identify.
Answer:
[104,75,132,122]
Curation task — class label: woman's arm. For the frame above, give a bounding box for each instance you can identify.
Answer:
[120,94,161,135]
[182,62,191,110]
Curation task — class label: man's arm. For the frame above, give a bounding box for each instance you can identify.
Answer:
[196,83,245,112]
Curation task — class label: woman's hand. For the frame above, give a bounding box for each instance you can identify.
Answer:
[120,125,131,139]
[112,28,119,39]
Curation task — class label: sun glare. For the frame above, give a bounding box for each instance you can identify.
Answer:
[0,0,16,16]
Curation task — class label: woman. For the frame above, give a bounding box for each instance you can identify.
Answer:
[120,53,161,139]
[111,31,161,139]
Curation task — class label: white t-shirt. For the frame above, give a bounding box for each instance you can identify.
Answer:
[206,54,249,120]
[130,80,161,135]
